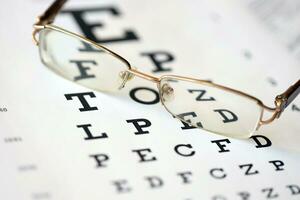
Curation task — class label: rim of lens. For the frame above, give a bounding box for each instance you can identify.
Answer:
[40,24,132,70]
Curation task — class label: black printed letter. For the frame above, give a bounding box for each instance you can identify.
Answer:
[261,188,278,199]
[129,87,159,105]
[211,139,231,153]
[239,163,259,175]
[269,160,284,171]
[132,148,157,163]
[112,180,132,193]
[188,89,215,101]
[238,192,250,200]
[177,112,202,129]
[145,176,164,189]
[126,118,151,135]
[65,92,98,112]
[177,171,193,184]
[174,144,195,157]
[250,135,272,148]
[214,109,238,123]
[210,168,226,179]
[62,7,138,44]
[90,154,109,168]
[70,60,97,81]
[286,184,300,195]
[141,51,174,73]
[77,124,108,140]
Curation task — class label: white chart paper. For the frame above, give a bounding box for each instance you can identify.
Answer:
[0,0,300,199]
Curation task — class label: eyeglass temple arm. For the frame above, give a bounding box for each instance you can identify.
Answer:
[35,0,67,26]
[275,79,300,116]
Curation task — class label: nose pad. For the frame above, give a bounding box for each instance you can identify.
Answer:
[118,70,134,90]
[161,83,174,102]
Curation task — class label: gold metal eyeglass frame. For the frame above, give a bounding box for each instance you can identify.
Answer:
[33,0,300,137]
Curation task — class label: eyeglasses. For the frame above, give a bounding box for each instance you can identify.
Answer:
[33,0,300,138]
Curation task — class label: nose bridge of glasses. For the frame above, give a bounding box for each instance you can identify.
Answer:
[127,68,160,83]
[118,68,160,90]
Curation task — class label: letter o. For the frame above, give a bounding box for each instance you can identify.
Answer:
[129,87,160,105]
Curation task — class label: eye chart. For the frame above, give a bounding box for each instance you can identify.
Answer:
[0,0,299,200]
